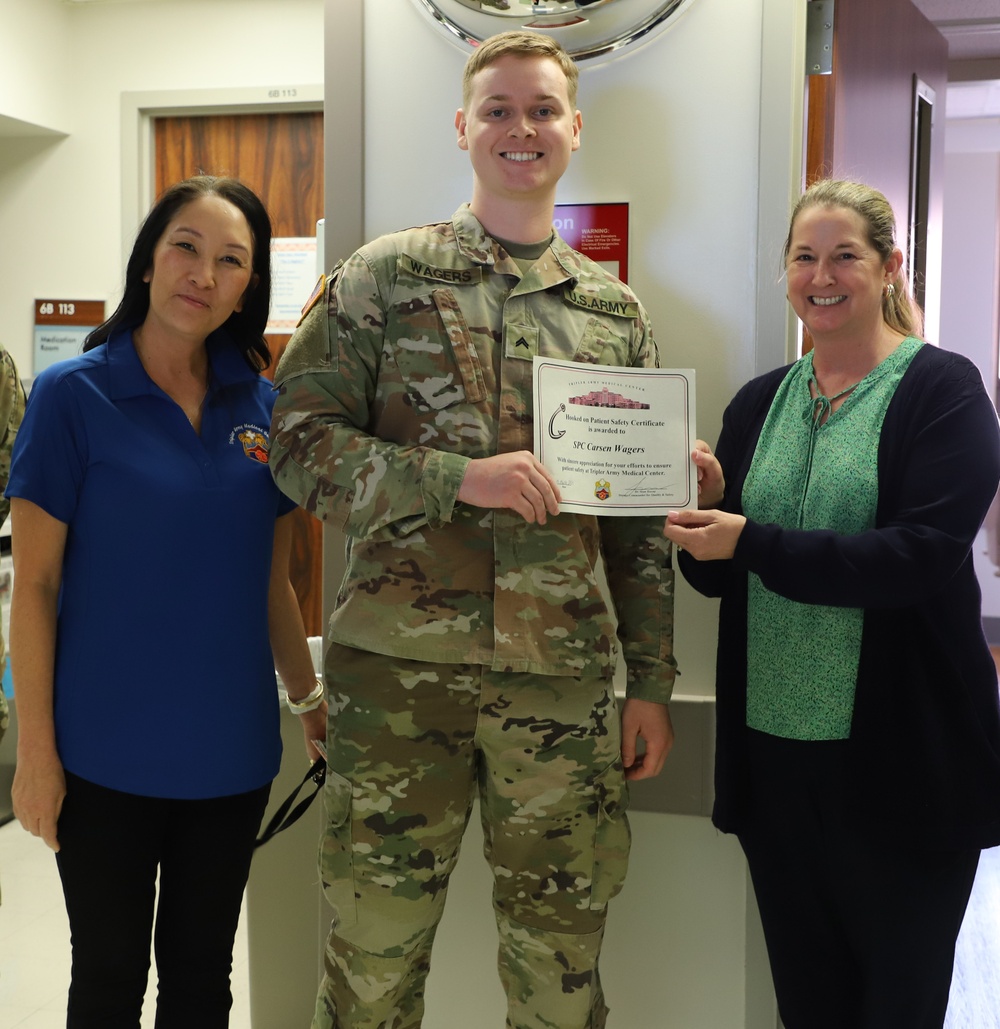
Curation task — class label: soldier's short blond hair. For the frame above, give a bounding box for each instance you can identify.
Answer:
[462,30,579,110]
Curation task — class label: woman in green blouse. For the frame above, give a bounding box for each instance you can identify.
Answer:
[665,180,1000,1029]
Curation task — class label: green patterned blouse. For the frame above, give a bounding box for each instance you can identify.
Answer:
[742,336,923,739]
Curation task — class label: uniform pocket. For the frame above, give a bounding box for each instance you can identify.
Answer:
[389,289,487,411]
[318,768,358,928]
[590,759,631,910]
[432,289,487,403]
[574,316,631,366]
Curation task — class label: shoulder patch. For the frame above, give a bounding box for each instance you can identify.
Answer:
[298,274,327,325]
[399,253,482,286]
[564,288,639,319]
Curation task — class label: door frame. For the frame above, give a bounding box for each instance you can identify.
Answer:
[120,84,323,273]
[757,0,808,374]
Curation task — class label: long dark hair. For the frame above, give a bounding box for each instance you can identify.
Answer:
[84,176,273,371]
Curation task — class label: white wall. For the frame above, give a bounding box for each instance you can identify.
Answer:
[358,2,804,1026]
[0,2,800,1023]
[0,0,324,378]
[364,0,800,703]
[942,147,999,387]
[0,0,73,134]
[942,120,1000,627]
[366,0,765,433]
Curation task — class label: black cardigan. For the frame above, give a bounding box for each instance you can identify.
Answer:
[681,345,1000,848]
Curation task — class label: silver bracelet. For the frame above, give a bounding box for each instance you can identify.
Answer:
[286,676,325,715]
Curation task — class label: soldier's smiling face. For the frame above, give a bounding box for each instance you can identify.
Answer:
[456,54,581,208]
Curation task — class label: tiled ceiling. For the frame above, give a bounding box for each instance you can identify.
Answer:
[909,0,1000,118]
[912,0,1000,62]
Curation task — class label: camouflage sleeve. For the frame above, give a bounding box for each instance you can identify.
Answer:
[631,300,659,369]
[0,347,24,694]
[0,347,26,526]
[270,253,470,540]
[603,306,676,703]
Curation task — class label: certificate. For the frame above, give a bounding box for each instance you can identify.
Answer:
[533,356,696,516]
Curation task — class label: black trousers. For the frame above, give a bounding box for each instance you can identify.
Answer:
[739,729,980,1029]
[55,771,270,1029]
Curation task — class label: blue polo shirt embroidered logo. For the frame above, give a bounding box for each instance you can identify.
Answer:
[234,424,270,463]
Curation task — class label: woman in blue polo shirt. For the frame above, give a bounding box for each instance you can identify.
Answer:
[7,176,327,1027]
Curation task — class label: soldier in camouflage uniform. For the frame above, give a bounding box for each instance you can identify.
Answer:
[0,347,26,753]
[0,347,25,905]
[271,31,676,1029]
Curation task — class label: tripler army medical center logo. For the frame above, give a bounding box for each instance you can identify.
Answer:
[595,480,612,502]
[231,424,271,463]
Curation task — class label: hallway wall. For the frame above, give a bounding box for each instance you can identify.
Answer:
[347,2,808,1024]
[358,0,806,704]
[0,0,324,378]
[942,120,1000,630]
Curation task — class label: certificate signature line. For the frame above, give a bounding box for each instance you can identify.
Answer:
[620,477,680,498]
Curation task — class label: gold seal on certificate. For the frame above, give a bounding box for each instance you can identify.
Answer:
[533,356,697,516]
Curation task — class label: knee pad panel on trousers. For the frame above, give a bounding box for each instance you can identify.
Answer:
[489,756,631,936]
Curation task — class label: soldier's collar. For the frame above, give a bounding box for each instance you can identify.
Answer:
[451,203,582,282]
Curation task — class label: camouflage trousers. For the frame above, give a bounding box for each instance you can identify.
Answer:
[314,643,631,1029]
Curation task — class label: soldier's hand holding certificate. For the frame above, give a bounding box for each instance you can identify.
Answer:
[533,356,697,516]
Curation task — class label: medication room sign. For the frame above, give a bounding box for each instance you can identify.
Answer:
[34,299,105,375]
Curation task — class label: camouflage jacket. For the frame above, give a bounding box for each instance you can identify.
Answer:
[0,346,25,740]
[271,205,675,702]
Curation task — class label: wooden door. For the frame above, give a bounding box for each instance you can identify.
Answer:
[155,111,325,635]
[805,0,948,343]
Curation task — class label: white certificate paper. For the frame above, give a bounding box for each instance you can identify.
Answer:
[533,357,697,516]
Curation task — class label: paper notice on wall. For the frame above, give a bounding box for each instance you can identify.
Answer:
[268,237,319,334]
